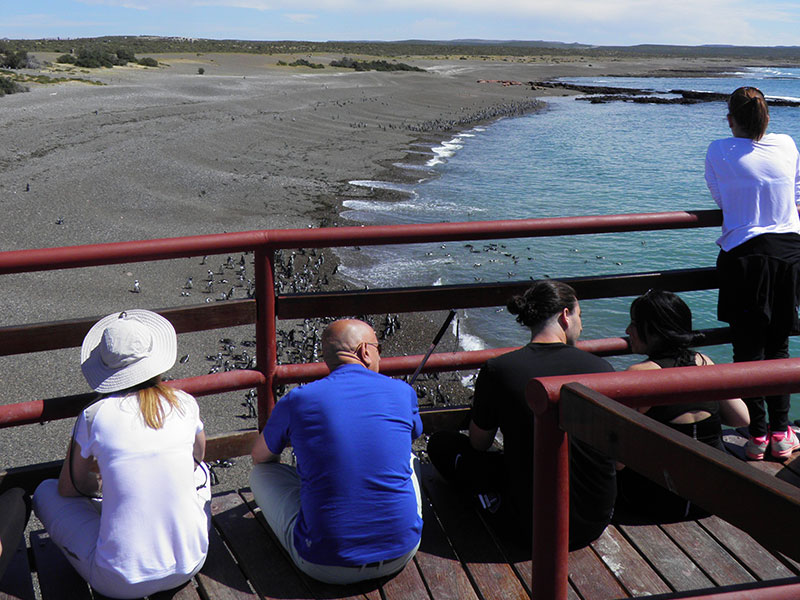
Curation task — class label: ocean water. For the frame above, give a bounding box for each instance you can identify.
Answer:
[338,67,800,420]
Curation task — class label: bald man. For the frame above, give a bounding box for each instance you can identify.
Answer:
[250,319,423,584]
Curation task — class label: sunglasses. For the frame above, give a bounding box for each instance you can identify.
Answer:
[358,341,383,355]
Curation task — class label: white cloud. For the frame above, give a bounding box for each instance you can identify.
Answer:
[285,13,317,24]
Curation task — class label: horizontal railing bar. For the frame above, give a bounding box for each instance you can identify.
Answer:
[276,266,719,318]
[0,300,256,357]
[0,370,267,429]
[0,210,721,275]
[528,357,800,416]
[0,327,734,429]
[0,267,719,356]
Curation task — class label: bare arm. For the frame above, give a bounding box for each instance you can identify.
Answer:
[251,432,281,464]
[57,441,100,497]
[468,420,497,451]
[697,354,749,427]
[719,398,750,427]
[625,361,662,414]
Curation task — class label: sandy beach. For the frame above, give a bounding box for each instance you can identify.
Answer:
[0,51,764,488]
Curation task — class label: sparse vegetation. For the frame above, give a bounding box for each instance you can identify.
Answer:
[0,75,28,96]
[330,57,425,72]
[0,45,28,69]
[288,58,324,69]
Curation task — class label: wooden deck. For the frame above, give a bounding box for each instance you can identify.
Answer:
[2,451,799,600]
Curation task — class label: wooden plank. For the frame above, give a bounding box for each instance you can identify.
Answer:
[413,493,479,600]
[276,267,719,319]
[210,491,314,600]
[0,301,255,357]
[661,520,754,586]
[238,489,378,600]
[379,560,430,600]
[472,500,581,600]
[419,464,528,600]
[29,530,92,600]
[0,537,35,600]
[205,430,259,462]
[699,516,795,581]
[567,545,628,600]
[195,526,259,600]
[560,384,800,562]
[618,522,712,592]
[590,525,671,597]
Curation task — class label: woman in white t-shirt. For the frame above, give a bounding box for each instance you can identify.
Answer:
[705,86,800,461]
[33,310,210,599]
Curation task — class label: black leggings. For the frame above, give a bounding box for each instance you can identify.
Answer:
[0,488,31,581]
[730,320,791,437]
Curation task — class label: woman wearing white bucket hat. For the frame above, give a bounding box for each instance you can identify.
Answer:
[33,310,211,599]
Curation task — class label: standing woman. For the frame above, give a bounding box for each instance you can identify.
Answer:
[705,86,800,460]
[33,310,210,599]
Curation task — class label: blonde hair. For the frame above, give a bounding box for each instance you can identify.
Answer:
[138,382,183,429]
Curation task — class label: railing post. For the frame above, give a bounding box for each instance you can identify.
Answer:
[255,247,277,430]
[532,399,570,600]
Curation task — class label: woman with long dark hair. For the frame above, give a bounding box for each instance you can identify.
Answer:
[705,86,800,460]
[618,289,749,519]
[33,310,210,599]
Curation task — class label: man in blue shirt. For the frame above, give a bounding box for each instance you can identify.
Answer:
[250,319,423,584]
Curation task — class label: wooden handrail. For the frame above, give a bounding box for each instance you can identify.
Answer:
[561,383,800,561]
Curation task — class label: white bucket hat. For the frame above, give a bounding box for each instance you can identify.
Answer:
[81,310,177,394]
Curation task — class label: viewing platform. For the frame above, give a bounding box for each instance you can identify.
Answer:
[1,210,799,599]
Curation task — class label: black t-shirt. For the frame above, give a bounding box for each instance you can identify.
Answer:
[471,342,617,545]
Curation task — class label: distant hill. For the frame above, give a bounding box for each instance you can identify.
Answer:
[2,36,800,61]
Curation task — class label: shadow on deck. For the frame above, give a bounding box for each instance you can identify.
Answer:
[2,447,799,600]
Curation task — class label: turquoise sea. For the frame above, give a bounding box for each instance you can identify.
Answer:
[338,67,800,420]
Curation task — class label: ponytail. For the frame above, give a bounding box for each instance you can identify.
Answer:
[728,87,769,141]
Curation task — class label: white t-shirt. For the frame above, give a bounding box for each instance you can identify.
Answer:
[74,389,208,583]
[705,132,800,252]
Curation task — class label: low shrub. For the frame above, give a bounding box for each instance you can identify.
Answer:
[0,75,28,96]
[138,57,158,67]
[57,53,77,64]
[198,67,205,75]
[330,57,424,72]
[0,50,28,69]
[288,58,324,69]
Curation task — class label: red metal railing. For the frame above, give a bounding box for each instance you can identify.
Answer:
[3,208,800,598]
[527,362,800,600]
[0,209,723,430]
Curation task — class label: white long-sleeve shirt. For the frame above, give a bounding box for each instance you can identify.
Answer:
[705,132,800,252]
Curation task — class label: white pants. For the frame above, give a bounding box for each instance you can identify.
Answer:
[32,463,211,599]
[249,455,422,584]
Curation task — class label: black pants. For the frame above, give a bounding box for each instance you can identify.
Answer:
[426,430,613,550]
[426,430,505,494]
[717,234,800,438]
[730,319,791,437]
[0,488,31,581]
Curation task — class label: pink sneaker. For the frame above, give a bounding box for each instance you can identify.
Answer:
[770,427,800,460]
[745,435,768,461]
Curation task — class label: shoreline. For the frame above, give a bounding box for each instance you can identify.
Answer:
[0,52,766,490]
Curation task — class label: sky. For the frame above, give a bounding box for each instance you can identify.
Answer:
[3,1,800,47]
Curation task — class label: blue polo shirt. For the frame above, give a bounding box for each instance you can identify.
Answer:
[263,364,423,566]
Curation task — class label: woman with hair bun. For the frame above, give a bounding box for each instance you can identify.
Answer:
[427,280,617,549]
[705,86,800,461]
[33,310,210,599]
[619,289,749,519]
